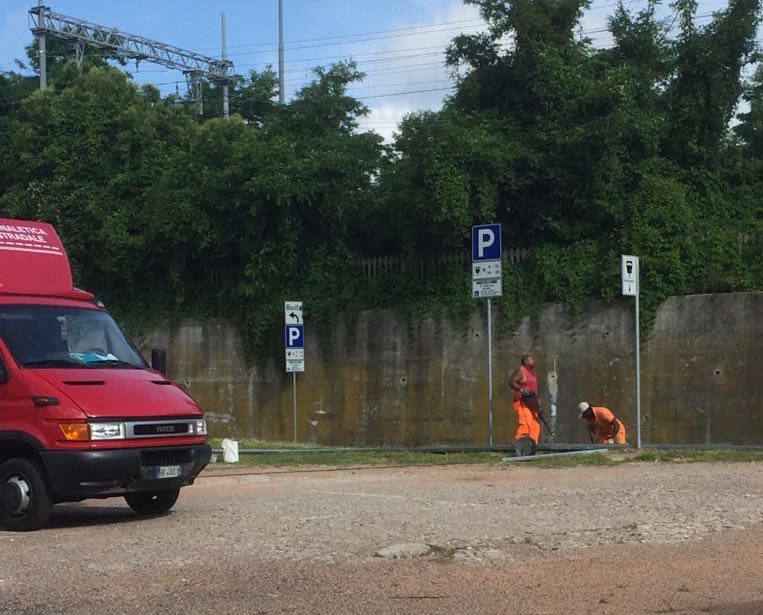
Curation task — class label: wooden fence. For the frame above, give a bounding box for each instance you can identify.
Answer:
[358,247,530,279]
[204,247,531,284]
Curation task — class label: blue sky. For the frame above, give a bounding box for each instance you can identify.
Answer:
[0,0,749,140]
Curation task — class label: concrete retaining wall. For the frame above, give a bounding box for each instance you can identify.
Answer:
[135,293,762,446]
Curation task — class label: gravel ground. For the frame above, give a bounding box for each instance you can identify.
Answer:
[1,461,761,614]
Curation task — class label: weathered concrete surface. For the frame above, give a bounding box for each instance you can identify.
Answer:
[135,293,762,446]
[643,293,762,444]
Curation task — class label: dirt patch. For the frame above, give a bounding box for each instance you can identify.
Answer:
[1,462,761,614]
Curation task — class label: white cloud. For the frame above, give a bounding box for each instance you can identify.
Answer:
[355,0,485,140]
[359,101,414,143]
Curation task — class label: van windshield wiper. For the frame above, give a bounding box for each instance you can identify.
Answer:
[88,359,143,369]
[24,359,90,368]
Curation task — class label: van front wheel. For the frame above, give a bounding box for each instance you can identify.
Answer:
[125,489,180,515]
[0,458,53,531]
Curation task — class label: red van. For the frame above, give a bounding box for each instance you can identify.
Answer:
[0,219,211,530]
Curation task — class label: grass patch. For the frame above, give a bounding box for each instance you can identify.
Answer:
[204,445,763,470]
[626,449,763,463]
[208,450,505,468]
[209,438,329,450]
[517,453,617,468]
[513,449,763,468]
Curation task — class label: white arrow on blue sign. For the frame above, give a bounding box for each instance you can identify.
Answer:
[285,324,304,349]
[472,223,502,261]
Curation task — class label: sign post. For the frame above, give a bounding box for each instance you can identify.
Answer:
[284,301,304,442]
[621,256,641,448]
[472,223,502,447]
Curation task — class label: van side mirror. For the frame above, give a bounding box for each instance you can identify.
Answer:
[0,362,8,385]
[150,348,167,375]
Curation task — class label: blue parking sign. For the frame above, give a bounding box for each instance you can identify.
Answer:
[285,324,304,348]
[471,224,502,261]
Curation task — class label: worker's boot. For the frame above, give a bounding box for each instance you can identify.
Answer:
[514,436,534,457]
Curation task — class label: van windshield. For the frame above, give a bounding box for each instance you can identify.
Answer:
[0,305,146,369]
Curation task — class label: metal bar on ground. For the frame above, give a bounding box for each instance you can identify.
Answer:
[642,443,763,451]
[502,449,610,463]
[212,442,617,455]
[538,442,611,452]
[210,442,763,455]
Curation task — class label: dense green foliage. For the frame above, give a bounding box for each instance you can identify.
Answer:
[1,0,761,357]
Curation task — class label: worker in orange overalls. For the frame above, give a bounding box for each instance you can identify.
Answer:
[509,355,543,456]
[577,402,627,444]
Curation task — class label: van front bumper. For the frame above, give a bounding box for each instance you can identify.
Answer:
[39,444,211,501]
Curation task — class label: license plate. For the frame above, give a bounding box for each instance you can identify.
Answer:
[155,465,182,479]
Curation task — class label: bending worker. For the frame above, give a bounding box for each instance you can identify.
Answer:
[577,402,626,445]
[509,355,542,455]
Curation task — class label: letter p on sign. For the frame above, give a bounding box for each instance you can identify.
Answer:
[285,324,304,348]
[478,229,494,258]
[472,223,502,262]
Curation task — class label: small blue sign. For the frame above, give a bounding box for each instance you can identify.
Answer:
[472,223,502,261]
[285,324,304,349]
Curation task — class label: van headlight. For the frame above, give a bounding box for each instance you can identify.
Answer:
[89,422,126,440]
[194,419,207,435]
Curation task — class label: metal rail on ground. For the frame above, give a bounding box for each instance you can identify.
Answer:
[502,449,610,462]
[211,442,763,455]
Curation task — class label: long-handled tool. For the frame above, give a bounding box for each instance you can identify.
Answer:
[535,398,557,442]
[539,412,557,442]
[524,392,557,442]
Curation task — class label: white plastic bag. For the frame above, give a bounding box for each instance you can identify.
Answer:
[220,438,239,463]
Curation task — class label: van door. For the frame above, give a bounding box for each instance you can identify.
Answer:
[0,338,40,444]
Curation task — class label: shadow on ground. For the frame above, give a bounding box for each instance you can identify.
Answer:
[45,502,157,529]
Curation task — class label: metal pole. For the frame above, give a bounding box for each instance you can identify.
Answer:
[292,371,297,442]
[487,298,494,447]
[503,449,609,463]
[548,356,558,436]
[38,0,46,91]
[635,291,641,449]
[278,0,285,103]
[221,13,229,118]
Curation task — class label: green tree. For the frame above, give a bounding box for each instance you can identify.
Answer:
[1,0,761,355]
[662,0,760,166]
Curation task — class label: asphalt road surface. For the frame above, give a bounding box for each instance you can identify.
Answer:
[1,462,762,614]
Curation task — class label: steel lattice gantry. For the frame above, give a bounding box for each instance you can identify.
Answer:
[29,4,233,115]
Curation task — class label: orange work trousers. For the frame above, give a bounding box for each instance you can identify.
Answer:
[594,420,626,444]
[513,400,541,444]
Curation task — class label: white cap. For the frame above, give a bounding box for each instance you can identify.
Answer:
[577,402,591,418]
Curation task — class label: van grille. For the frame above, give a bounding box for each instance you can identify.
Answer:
[125,419,195,439]
[133,422,191,436]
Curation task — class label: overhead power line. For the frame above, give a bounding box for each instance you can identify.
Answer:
[223,23,487,58]
[1,2,738,118]
[183,0,660,54]
[9,1,723,86]
[229,10,718,72]
[198,18,486,53]
[118,8,724,102]
[357,85,456,100]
